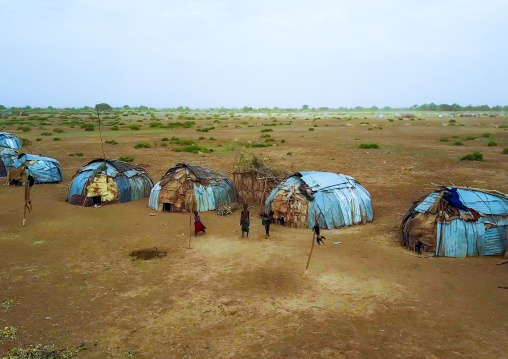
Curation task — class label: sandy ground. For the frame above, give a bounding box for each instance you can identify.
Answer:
[1,113,507,358]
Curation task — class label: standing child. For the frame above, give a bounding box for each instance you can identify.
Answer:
[262,212,271,238]
[240,204,250,238]
[312,220,326,245]
[194,210,206,236]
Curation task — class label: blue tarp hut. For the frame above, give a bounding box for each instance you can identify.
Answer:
[265,171,373,229]
[0,132,22,148]
[149,163,236,212]
[9,153,63,184]
[0,147,19,171]
[67,158,154,206]
[401,187,508,257]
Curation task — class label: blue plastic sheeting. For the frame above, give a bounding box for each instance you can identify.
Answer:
[484,227,507,255]
[148,182,162,209]
[12,154,63,183]
[436,219,486,257]
[0,132,22,148]
[414,192,440,213]
[453,188,508,215]
[67,160,153,203]
[0,147,19,169]
[194,179,236,212]
[265,171,373,229]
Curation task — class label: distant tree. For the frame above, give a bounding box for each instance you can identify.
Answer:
[176,106,184,111]
[302,104,309,110]
[242,106,253,112]
[0,105,5,110]
[96,103,113,112]
[139,105,149,111]
[123,105,130,109]
[478,104,491,111]
[382,106,392,111]
[369,105,378,111]
[491,105,501,111]
[440,104,452,111]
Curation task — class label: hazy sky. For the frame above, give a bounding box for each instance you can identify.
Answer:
[1,0,507,108]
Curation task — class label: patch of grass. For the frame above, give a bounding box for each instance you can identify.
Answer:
[167,121,195,129]
[502,148,508,154]
[440,138,449,142]
[3,299,15,312]
[251,143,268,148]
[464,136,477,141]
[308,128,314,131]
[111,125,119,130]
[129,125,141,130]
[199,136,205,140]
[125,349,139,358]
[161,137,169,141]
[17,125,31,132]
[36,138,42,141]
[209,136,215,140]
[173,145,211,154]
[260,128,273,133]
[460,151,483,161]
[105,140,118,145]
[264,138,275,142]
[171,138,194,145]
[53,128,64,133]
[197,126,215,132]
[482,132,491,138]
[134,142,150,149]
[287,151,293,155]
[359,143,379,149]
[487,140,497,146]
[454,141,463,146]
[69,152,84,157]
[0,326,18,339]
[3,344,76,358]
[53,137,62,141]
[119,156,134,163]
[281,139,286,143]
[260,134,271,138]
[40,132,52,136]
[83,124,95,131]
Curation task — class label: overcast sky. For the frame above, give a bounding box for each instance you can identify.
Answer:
[1,0,507,108]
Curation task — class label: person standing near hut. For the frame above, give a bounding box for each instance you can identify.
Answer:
[262,211,275,238]
[313,217,326,245]
[194,210,206,236]
[240,204,250,238]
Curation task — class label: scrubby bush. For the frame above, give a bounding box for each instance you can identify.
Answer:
[53,137,62,141]
[41,132,52,136]
[251,143,268,148]
[161,137,169,141]
[53,128,64,133]
[173,145,211,154]
[199,136,205,140]
[464,136,477,141]
[482,132,491,138]
[129,125,141,130]
[502,148,508,154]
[487,140,497,146]
[209,136,215,140]
[119,156,134,162]
[260,134,271,138]
[134,142,150,149]
[454,141,463,146]
[308,128,314,131]
[105,140,118,145]
[260,129,273,133]
[460,151,483,161]
[359,143,379,149]
[197,126,215,132]
[83,124,95,131]
[111,125,119,131]
[440,138,449,142]
[69,152,84,157]
[281,139,286,143]
[36,138,42,141]
[17,125,31,132]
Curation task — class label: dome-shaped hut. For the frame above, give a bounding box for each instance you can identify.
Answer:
[265,171,373,229]
[401,187,508,257]
[67,158,154,206]
[0,147,19,170]
[0,132,22,148]
[8,153,63,185]
[149,163,236,212]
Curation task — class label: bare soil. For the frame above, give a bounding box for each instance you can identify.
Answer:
[1,113,507,358]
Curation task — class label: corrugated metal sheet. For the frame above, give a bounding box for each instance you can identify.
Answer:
[67,159,153,204]
[266,171,373,229]
[484,227,506,255]
[10,154,63,183]
[436,219,485,257]
[414,192,440,213]
[453,188,508,215]
[0,147,18,170]
[148,182,162,210]
[0,132,22,148]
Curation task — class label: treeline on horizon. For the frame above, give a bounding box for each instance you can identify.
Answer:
[1,103,507,113]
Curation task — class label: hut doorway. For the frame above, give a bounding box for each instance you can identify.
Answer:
[162,203,172,212]
[90,196,102,205]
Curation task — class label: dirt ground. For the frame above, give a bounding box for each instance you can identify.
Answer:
[1,112,507,358]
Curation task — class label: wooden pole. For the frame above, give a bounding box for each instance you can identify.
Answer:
[22,171,31,227]
[188,210,192,249]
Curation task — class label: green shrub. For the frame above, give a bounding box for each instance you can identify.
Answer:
[84,124,95,131]
[460,151,483,161]
[105,140,118,145]
[197,126,215,132]
[129,125,141,130]
[173,145,211,154]
[54,128,64,133]
[440,138,449,142]
[265,138,275,142]
[261,128,273,133]
[167,121,195,129]
[281,139,286,143]
[36,138,42,141]
[209,136,215,140]
[199,136,205,140]
[160,143,167,147]
[502,148,508,154]
[308,128,314,131]
[41,132,52,136]
[482,132,491,138]
[449,119,456,123]
[134,142,150,149]
[454,141,463,146]
[111,125,119,130]
[287,151,293,155]
[161,137,169,141]
[260,134,271,138]
[464,136,477,141]
[487,140,497,146]
[119,156,134,162]
[53,137,62,141]
[251,143,268,147]
[171,138,194,145]
[17,125,31,132]
[359,143,379,149]
[69,152,84,157]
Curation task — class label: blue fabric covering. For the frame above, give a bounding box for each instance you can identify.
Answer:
[443,188,468,211]
[11,154,63,183]
[67,159,154,204]
[265,171,373,229]
[0,132,22,148]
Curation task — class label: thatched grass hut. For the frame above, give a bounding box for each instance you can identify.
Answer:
[401,187,508,257]
[149,163,236,212]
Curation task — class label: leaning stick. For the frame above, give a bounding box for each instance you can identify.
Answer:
[305,232,316,274]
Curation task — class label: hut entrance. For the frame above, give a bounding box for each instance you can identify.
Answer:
[90,196,102,204]
[162,203,172,212]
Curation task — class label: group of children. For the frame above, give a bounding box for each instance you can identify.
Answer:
[193,204,326,245]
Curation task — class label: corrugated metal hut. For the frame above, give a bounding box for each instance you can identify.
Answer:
[401,187,508,257]
[265,171,373,229]
[149,163,236,212]
[8,153,63,184]
[0,147,19,170]
[67,158,154,206]
[0,132,22,148]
